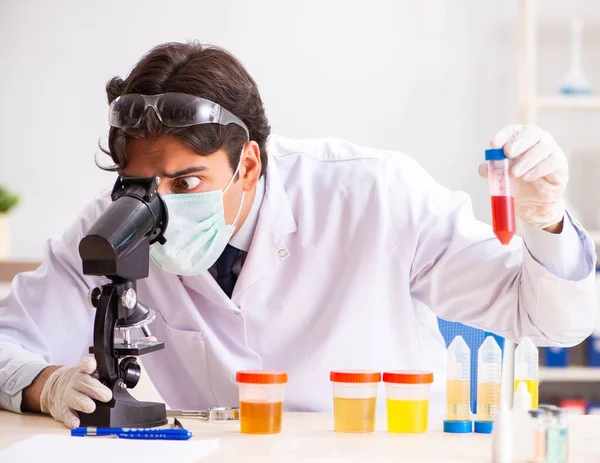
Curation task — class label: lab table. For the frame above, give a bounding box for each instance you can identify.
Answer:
[1,411,599,462]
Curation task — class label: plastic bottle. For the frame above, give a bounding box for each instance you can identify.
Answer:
[492,401,512,463]
[528,409,548,462]
[547,408,569,463]
[485,148,516,245]
[475,336,502,433]
[512,382,534,462]
[444,336,473,433]
[514,337,539,409]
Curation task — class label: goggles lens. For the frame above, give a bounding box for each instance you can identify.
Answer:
[109,94,147,128]
[108,92,249,138]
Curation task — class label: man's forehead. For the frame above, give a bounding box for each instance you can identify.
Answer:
[128,136,193,158]
[124,137,233,177]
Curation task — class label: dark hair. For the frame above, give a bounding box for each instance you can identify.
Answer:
[100,41,270,175]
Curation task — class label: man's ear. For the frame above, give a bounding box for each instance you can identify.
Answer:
[241,141,261,191]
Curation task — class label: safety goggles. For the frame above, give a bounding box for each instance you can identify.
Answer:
[108,92,249,138]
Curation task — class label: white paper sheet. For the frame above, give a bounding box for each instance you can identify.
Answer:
[0,434,219,463]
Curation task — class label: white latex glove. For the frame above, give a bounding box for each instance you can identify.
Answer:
[479,124,568,230]
[40,356,113,429]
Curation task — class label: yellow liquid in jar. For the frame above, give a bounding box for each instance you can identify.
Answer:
[240,401,283,434]
[446,380,470,421]
[514,379,539,409]
[333,397,376,433]
[476,382,500,421]
[386,399,429,433]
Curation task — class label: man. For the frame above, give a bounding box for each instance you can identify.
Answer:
[0,42,596,428]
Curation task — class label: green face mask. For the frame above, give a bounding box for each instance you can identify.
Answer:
[149,160,245,276]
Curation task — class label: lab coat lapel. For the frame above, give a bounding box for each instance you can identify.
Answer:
[180,269,232,308]
[232,156,297,300]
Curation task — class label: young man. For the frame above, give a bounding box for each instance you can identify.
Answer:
[0,42,596,428]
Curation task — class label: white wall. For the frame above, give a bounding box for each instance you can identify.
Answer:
[1,0,598,259]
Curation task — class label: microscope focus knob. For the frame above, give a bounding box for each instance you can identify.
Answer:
[119,357,142,389]
[121,288,138,310]
[87,287,101,308]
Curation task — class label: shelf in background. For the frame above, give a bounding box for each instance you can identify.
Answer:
[0,260,42,282]
[540,367,600,382]
[537,95,600,110]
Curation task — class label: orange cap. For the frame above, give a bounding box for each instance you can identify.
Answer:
[236,370,288,384]
[383,370,434,384]
[330,370,381,383]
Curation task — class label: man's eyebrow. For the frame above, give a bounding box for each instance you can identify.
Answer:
[160,166,208,178]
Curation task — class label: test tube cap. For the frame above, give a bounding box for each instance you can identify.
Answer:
[485,148,507,161]
[443,420,473,433]
[474,420,494,434]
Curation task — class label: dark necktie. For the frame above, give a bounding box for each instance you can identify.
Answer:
[216,244,241,298]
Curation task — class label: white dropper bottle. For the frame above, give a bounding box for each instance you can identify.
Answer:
[512,382,534,462]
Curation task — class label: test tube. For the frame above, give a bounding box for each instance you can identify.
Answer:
[485,148,516,245]
[443,335,473,433]
[514,337,539,410]
[474,336,502,434]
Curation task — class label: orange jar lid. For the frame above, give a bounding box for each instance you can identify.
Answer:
[330,370,381,383]
[383,370,434,384]
[236,370,288,384]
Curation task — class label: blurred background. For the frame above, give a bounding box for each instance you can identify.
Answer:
[1,0,600,412]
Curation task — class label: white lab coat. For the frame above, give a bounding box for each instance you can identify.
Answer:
[0,134,597,414]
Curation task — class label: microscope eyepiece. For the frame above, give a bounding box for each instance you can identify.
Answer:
[79,176,168,281]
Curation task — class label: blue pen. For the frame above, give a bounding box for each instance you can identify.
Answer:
[71,426,192,440]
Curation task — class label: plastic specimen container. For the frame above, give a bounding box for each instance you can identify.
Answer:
[330,370,381,433]
[444,336,473,433]
[383,370,434,433]
[235,370,288,434]
[514,337,539,409]
[485,148,516,245]
[475,336,502,433]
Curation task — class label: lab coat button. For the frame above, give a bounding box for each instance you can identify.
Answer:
[8,380,15,391]
[277,249,288,258]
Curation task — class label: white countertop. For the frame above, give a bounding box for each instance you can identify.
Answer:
[1,411,599,462]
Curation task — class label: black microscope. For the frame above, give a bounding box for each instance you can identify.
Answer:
[77,176,169,428]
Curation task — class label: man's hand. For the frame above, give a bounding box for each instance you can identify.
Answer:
[479,125,568,233]
[33,356,113,428]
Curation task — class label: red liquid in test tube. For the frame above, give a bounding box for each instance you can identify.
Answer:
[485,148,515,245]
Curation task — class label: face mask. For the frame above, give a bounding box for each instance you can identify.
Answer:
[149,160,246,276]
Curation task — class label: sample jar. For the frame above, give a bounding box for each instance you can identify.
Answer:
[235,370,288,434]
[383,370,434,433]
[330,370,381,433]
[485,147,516,245]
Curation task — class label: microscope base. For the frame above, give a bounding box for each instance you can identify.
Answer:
[78,388,167,428]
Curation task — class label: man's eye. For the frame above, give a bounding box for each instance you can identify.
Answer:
[177,176,201,190]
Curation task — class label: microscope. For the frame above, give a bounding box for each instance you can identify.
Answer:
[77,175,169,428]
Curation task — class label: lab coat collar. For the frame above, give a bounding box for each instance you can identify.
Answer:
[231,151,297,299]
[179,151,297,305]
